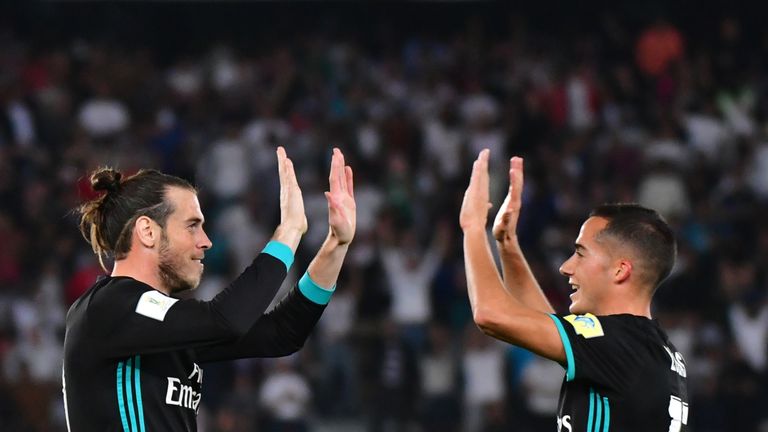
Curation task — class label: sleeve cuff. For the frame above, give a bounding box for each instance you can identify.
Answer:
[298,272,335,305]
[262,241,294,271]
[548,314,576,381]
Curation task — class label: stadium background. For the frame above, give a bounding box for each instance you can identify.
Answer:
[1,1,767,431]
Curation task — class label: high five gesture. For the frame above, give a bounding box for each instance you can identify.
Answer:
[305,148,357,289]
[325,148,356,246]
[273,146,308,252]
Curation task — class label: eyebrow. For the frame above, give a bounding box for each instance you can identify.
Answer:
[574,243,586,251]
[185,217,204,224]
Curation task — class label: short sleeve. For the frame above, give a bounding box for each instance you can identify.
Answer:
[548,314,638,390]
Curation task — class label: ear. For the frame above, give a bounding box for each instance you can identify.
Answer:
[614,259,632,284]
[135,216,160,248]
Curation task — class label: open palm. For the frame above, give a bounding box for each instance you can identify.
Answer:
[277,146,308,234]
[460,149,492,231]
[325,148,356,245]
[492,157,524,242]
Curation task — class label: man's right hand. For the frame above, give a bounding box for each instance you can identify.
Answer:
[492,156,524,243]
[273,147,307,251]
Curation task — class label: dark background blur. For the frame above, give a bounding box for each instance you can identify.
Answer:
[1,1,767,431]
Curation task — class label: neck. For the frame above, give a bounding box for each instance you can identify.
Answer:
[598,302,652,318]
[598,285,653,318]
[112,254,169,295]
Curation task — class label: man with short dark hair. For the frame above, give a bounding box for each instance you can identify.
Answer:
[63,147,356,432]
[460,150,689,431]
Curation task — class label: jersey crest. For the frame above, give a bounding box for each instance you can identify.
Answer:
[135,290,179,321]
[564,313,604,339]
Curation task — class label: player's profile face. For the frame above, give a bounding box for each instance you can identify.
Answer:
[559,217,613,315]
[157,187,212,293]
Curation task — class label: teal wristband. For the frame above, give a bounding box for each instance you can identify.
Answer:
[262,241,294,271]
[298,272,335,305]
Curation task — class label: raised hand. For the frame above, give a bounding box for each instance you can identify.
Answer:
[460,149,493,231]
[277,146,308,235]
[325,148,356,245]
[492,157,524,242]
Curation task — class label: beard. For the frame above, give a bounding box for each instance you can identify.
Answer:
[158,232,200,293]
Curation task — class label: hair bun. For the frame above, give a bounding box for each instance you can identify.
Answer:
[91,168,122,193]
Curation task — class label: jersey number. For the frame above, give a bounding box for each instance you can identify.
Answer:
[668,395,688,432]
[665,346,688,431]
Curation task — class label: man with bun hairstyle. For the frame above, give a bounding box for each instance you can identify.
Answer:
[459,150,689,431]
[63,147,356,432]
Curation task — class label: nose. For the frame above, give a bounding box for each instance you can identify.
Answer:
[199,229,213,250]
[559,255,574,277]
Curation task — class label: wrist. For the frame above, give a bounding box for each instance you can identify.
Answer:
[497,238,523,257]
[276,223,305,235]
[495,233,519,246]
[272,225,304,252]
[322,233,351,252]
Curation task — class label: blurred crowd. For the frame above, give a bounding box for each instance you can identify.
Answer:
[1,4,768,432]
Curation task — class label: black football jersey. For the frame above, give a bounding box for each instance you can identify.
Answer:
[548,313,689,432]
[63,243,331,432]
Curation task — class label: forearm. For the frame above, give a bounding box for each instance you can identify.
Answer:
[208,249,289,336]
[196,285,326,362]
[463,226,516,321]
[463,226,565,361]
[306,233,350,288]
[497,237,555,313]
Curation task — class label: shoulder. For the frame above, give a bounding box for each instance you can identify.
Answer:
[558,313,608,339]
[65,277,153,337]
[92,277,150,302]
[88,277,163,319]
[557,313,645,340]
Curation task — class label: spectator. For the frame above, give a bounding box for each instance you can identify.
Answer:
[259,358,312,432]
[77,81,130,139]
[462,325,507,432]
[380,226,444,351]
[635,17,684,77]
[419,322,461,431]
[365,319,420,432]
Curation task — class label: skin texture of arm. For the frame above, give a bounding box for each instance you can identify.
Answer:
[196,148,357,362]
[271,146,308,252]
[492,156,555,314]
[460,149,564,363]
[306,148,356,288]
